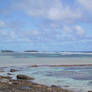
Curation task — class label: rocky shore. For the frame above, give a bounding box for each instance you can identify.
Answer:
[0,74,73,92]
[0,65,92,92]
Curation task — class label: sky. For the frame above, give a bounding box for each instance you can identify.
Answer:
[0,0,92,51]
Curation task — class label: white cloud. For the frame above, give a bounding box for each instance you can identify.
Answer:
[62,25,85,36]
[30,30,40,36]
[75,25,85,35]
[0,30,16,41]
[14,0,82,23]
[0,21,6,28]
[78,0,92,13]
[47,4,81,22]
[0,0,88,43]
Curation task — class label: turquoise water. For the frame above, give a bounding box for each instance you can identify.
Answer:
[1,52,92,58]
[0,52,92,92]
[0,52,92,66]
[1,66,92,92]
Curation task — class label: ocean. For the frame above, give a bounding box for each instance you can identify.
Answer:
[0,51,92,92]
[0,51,92,66]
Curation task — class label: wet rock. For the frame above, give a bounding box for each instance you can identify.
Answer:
[31,65,38,67]
[0,75,11,83]
[17,74,34,80]
[20,86,31,90]
[47,87,52,91]
[8,82,12,85]
[10,69,17,72]
[34,84,42,88]
[0,78,73,92]
[51,85,59,88]
[7,73,12,75]
[0,76,11,79]
[0,79,9,83]
[12,81,19,85]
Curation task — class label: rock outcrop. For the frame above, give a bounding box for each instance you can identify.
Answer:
[16,74,34,80]
[10,69,17,72]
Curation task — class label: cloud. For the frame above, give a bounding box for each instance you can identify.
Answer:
[0,21,6,28]
[0,21,85,43]
[63,25,85,36]
[47,4,81,22]
[54,25,85,41]
[75,25,85,36]
[78,0,92,13]
[13,0,82,23]
[1,0,91,24]
[0,1,90,42]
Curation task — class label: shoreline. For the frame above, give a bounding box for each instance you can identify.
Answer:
[0,75,74,92]
[0,64,92,92]
[49,64,92,67]
[1,64,92,68]
[24,64,92,68]
[0,67,74,92]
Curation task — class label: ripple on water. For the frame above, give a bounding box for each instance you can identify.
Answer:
[1,66,92,92]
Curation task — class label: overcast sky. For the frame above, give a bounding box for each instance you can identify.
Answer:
[0,0,92,51]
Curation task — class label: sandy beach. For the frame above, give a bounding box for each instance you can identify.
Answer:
[0,54,92,67]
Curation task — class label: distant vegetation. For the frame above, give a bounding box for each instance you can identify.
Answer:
[1,50,15,53]
[24,50,39,52]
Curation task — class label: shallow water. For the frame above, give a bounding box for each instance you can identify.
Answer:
[1,66,92,92]
[0,52,92,92]
[0,52,92,66]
